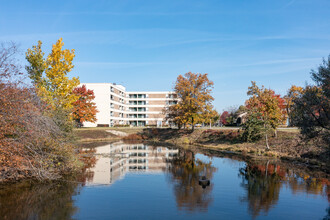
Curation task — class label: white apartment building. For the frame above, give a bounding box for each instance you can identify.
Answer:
[81,83,178,127]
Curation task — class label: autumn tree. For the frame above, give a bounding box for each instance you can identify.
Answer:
[168,72,214,130]
[243,82,286,148]
[291,56,330,145]
[72,85,98,127]
[284,85,304,126]
[220,111,230,126]
[198,109,219,127]
[26,38,80,123]
[0,42,80,182]
[164,104,188,129]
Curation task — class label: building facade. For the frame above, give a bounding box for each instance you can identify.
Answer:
[81,83,178,127]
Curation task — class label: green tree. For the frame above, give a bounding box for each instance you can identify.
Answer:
[292,56,330,145]
[284,85,304,126]
[241,112,264,142]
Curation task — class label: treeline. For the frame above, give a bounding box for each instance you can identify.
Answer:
[0,39,98,182]
[240,56,329,148]
[166,57,329,149]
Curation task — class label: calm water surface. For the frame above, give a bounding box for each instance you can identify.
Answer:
[0,142,329,220]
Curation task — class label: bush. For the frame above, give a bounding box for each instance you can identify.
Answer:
[0,43,81,182]
[241,112,264,142]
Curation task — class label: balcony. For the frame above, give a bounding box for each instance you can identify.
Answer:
[129,94,147,99]
[129,101,146,105]
[129,107,146,112]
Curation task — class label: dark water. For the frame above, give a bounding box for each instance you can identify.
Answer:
[0,142,329,220]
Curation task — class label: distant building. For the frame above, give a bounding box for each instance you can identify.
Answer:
[236,112,248,126]
[81,83,178,127]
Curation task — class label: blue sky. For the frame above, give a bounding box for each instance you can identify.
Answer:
[1,0,330,111]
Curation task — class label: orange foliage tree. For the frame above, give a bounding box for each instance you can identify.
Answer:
[168,72,215,130]
[245,81,286,148]
[72,85,98,127]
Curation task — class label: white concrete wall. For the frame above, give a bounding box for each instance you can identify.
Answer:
[81,83,111,127]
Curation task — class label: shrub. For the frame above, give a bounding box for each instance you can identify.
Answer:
[0,42,81,182]
[241,112,264,142]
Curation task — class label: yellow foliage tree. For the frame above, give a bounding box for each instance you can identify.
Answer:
[168,72,215,130]
[26,38,80,111]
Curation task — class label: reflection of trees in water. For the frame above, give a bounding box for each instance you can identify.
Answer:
[0,180,80,220]
[285,170,330,200]
[168,149,217,212]
[77,148,97,185]
[0,147,99,220]
[239,160,330,218]
[239,161,282,218]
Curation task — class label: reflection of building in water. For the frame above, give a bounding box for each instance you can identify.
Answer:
[85,142,179,186]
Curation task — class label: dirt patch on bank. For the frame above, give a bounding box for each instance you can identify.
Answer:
[74,129,119,142]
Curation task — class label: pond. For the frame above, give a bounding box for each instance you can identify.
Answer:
[0,142,329,220]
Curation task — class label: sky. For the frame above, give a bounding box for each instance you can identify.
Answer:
[1,0,330,111]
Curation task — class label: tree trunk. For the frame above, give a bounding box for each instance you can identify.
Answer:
[274,129,277,138]
[264,124,270,149]
[191,117,195,131]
